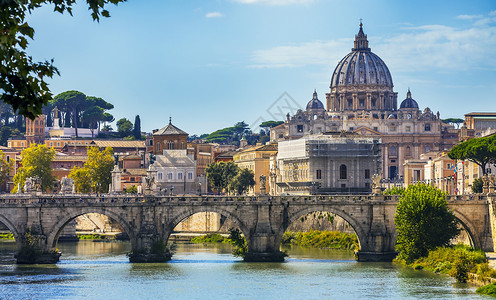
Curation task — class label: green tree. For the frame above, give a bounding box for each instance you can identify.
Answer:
[69,167,92,193]
[472,177,483,194]
[394,184,460,263]
[13,144,56,193]
[82,106,104,138]
[53,91,86,137]
[0,150,14,192]
[448,135,496,176]
[205,161,240,194]
[116,118,133,137]
[0,0,124,120]
[133,115,141,140]
[442,118,464,129]
[229,168,255,195]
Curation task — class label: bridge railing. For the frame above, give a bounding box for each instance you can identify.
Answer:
[0,193,406,205]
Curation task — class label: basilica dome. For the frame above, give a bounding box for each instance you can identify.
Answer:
[399,89,419,109]
[306,90,325,111]
[330,23,393,89]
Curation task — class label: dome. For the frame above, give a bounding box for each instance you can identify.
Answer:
[399,89,419,109]
[306,90,325,111]
[330,23,393,89]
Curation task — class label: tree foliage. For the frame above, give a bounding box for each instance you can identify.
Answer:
[0,0,125,119]
[472,177,483,194]
[0,150,14,191]
[205,161,240,193]
[13,144,56,192]
[448,135,496,175]
[52,91,113,137]
[442,118,464,129]
[394,184,460,263]
[229,168,255,195]
[116,118,133,137]
[69,146,114,193]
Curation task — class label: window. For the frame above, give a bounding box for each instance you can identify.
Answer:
[340,164,347,179]
[156,143,160,152]
[390,146,397,156]
[373,127,378,132]
[341,183,346,188]
[372,99,376,107]
[188,172,193,180]
[178,173,183,180]
[425,124,431,131]
[279,134,283,138]
[297,125,303,133]
[365,169,370,179]
[158,173,163,180]
[406,126,411,132]
[167,173,173,180]
[359,99,364,107]
[167,141,174,149]
[181,142,185,149]
[6,156,9,162]
[349,127,354,131]
[316,169,322,179]
[390,126,396,132]
[425,146,430,152]
[347,99,353,107]
[365,182,370,189]
[406,146,411,156]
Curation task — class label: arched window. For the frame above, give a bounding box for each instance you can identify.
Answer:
[406,146,411,156]
[181,142,185,149]
[156,142,160,153]
[340,164,347,179]
[167,141,174,149]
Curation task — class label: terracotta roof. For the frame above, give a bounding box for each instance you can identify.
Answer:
[0,145,17,152]
[53,155,88,161]
[465,112,496,116]
[153,122,188,136]
[124,168,147,176]
[91,140,146,149]
[215,150,238,158]
[256,143,278,151]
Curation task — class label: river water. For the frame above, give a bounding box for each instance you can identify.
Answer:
[0,240,486,299]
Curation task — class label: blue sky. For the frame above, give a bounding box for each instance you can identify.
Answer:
[26,0,496,135]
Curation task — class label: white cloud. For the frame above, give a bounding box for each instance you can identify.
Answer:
[234,0,314,5]
[456,14,483,20]
[205,12,224,18]
[250,12,496,73]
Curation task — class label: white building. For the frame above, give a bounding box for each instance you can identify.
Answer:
[154,150,197,195]
[275,132,381,195]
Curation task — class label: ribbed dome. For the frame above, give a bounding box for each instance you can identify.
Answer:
[330,24,393,89]
[306,90,325,111]
[399,89,419,109]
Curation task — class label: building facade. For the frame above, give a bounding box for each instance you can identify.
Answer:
[271,23,458,181]
[275,132,381,195]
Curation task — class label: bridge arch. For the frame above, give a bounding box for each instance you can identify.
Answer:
[166,206,250,243]
[451,209,479,249]
[275,206,367,251]
[46,207,136,250]
[0,214,21,248]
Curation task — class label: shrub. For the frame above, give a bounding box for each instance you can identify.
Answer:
[477,283,496,296]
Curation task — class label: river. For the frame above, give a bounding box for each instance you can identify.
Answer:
[0,240,485,299]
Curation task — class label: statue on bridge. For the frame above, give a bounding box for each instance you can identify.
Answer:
[24,176,41,193]
[60,177,74,194]
[259,175,266,195]
[371,173,382,194]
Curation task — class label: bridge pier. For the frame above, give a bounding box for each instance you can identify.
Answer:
[245,233,286,262]
[15,229,61,264]
[128,221,172,263]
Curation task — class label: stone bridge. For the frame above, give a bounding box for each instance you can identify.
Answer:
[0,194,495,263]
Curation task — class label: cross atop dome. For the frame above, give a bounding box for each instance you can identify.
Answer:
[353,20,370,51]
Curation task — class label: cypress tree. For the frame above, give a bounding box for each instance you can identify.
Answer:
[133,115,141,140]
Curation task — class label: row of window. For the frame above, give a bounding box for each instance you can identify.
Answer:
[157,172,193,181]
[155,141,186,152]
[314,166,371,180]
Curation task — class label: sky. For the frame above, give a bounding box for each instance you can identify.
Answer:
[26,0,496,135]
